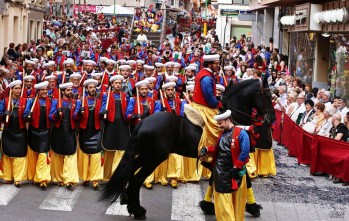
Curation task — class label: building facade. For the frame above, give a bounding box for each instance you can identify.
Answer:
[0,0,45,58]
[250,0,349,99]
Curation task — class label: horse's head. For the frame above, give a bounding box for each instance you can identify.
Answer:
[254,76,276,124]
[224,79,275,125]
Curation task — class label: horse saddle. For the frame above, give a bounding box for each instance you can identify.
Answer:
[184,104,205,128]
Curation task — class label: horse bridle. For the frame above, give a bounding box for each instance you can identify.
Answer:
[224,87,271,125]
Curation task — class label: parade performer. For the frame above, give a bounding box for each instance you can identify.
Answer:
[80,60,97,83]
[76,79,103,190]
[179,84,200,182]
[37,61,55,83]
[199,110,250,221]
[134,60,145,82]
[58,58,75,84]
[146,77,158,100]
[22,75,36,98]
[100,75,130,181]
[0,80,28,187]
[125,79,161,124]
[19,60,37,83]
[92,72,108,98]
[69,72,83,100]
[119,65,135,98]
[192,54,225,211]
[102,59,118,85]
[49,82,79,188]
[221,66,239,87]
[46,74,59,99]
[162,82,183,188]
[24,81,51,190]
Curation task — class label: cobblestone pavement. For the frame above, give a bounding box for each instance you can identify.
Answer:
[245,143,349,221]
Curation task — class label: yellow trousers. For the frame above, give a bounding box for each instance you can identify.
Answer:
[254,148,277,177]
[167,154,182,180]
[246,152,257,178]
[2,155,27,182]
[103,150,124,181]
[77,148,103,182]
[50,151,79,184]
[191,103,220,178]
[154,159,168,185]
[179,157,200,182]
[214,175,247,221]
[27,148,51,183]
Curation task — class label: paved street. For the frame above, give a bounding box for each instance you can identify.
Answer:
[0,143,349,221]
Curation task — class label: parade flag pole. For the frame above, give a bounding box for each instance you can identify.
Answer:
[28,93,39,119]
[136,87,141,114]
[81,86,85,114]
[159,87,165,107]
[5,89,12,124]
[104,86,111,119]
[58,88,62,116]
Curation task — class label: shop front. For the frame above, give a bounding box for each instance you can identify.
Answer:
[279,0,349,99]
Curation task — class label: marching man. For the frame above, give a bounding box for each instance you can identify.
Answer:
[49,82,79,188]
[199,110,250,221]
[100,75,130,181]
[24,81,52,190]
[76,79,103,190]
[0,80,28,187]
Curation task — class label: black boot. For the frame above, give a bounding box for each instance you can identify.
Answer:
[199,200,215,215]
[246,203,263,217]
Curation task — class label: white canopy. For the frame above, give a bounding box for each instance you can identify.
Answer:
[102,4,133,15]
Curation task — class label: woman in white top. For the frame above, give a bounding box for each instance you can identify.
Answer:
[318,106,336,137]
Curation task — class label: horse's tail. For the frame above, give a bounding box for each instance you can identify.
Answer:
[99,121,142,204]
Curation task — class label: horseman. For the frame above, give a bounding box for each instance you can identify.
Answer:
[192,53,224,153]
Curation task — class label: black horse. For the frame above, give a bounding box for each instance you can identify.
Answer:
[100,78,276,220]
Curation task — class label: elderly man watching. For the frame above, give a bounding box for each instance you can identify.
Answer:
[337,98,349,123]
[322,91,332,107]
[274,85,287,111]
[289,93,306,123]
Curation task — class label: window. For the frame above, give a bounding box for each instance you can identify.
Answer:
[234,0,250,5]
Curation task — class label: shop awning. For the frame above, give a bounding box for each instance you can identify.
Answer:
[101,4,133,15]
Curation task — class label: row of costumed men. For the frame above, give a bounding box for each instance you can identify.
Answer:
[0,57,229,190]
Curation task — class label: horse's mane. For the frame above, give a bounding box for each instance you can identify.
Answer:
[224,79,260,98]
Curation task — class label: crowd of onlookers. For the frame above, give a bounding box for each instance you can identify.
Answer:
[133,5,163,32]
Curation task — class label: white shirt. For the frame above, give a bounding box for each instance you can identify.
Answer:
[337,106,349,123]
[290,103,306,122]
[274,93,287,110]
[137,34,148,43]
[318,117,333,137]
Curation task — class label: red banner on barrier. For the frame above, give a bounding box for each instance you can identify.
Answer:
[277,109,349,182]
[311,135,349,182]
[272,109,282,143]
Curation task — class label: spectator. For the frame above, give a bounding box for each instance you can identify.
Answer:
[330,113,349,141]
[7,43,19,61]
[289,94,306,123]
[274,85,287,111]
[322,91,332,107]
[318,106,336,137]
[299,99,315,126]
[137,30,148,45]
[285,91,298,115]
[337,98,348,122]
[311,102,326,134]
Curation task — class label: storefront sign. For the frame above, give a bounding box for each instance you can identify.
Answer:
[73,5,105,14]
[220,9,239,17]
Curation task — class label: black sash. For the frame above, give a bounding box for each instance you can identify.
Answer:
[28,106,50,153]
[51,107,77,155]
[101,99,130,150]
[2,107,27,157]
[79,106,102,154]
